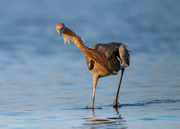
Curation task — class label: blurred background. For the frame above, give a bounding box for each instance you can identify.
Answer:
[0,0,180,85]
[0,0,180,128]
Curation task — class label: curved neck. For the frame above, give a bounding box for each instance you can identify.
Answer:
[64,28,90,55]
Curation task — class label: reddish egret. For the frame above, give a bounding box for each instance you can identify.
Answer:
[56,23,130,108]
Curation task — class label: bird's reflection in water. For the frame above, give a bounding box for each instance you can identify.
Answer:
[82,108,127,129]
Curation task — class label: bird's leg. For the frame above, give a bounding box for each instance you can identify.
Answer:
[92,75,99,109]
[113,67,125,108]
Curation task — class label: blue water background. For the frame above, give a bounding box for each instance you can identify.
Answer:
[0,0,180,128]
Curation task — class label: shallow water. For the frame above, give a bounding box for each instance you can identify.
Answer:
[0,0,180,128]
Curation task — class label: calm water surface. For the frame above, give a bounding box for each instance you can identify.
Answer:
[0,0,180,128]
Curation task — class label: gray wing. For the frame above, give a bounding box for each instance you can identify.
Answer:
[85,43,130,71]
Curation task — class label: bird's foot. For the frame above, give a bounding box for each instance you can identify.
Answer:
[113,99,118,108]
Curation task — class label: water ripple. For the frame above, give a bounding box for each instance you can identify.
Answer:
[120,99,180,107]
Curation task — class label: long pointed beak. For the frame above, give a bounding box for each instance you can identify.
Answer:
[60,28,64,37]
[60,31,62,36]
[57,28,63,37]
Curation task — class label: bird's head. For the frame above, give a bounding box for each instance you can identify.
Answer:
[56,23,70,44]
[56,23,65,36]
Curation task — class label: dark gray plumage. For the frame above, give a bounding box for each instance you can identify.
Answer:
[86,42,130,108]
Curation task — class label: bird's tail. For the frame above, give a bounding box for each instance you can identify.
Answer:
[118,44,130,67]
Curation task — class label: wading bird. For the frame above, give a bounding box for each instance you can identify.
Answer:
[56,23,130,108]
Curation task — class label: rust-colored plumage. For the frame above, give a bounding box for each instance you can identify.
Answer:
[56,23,130,108]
